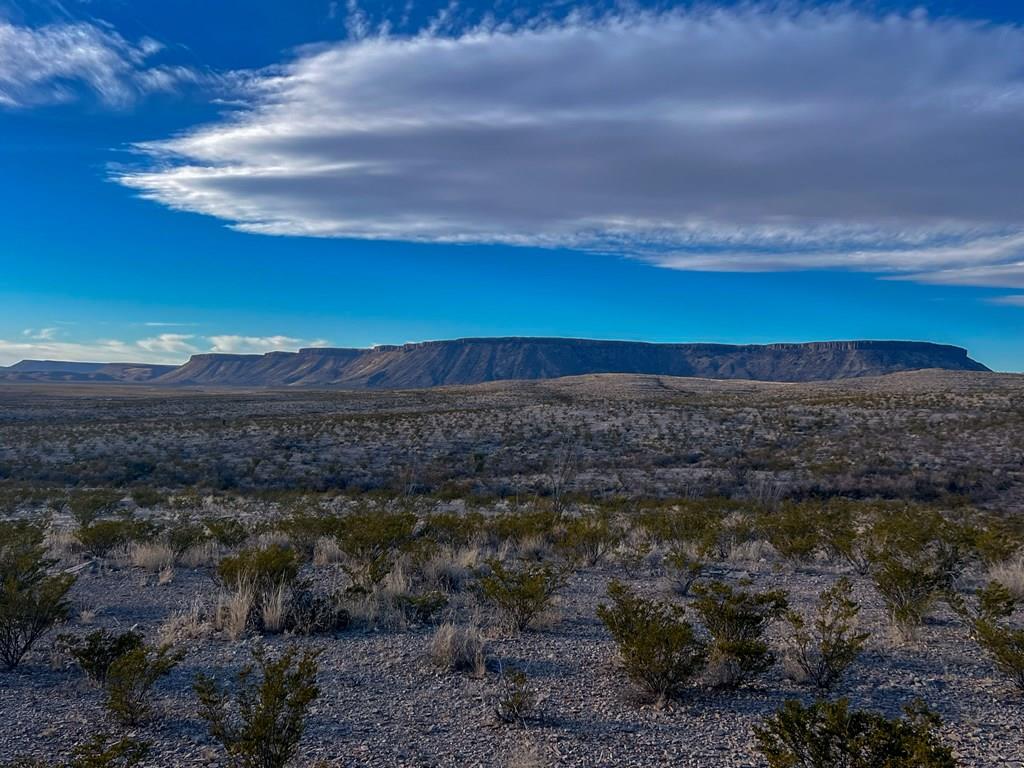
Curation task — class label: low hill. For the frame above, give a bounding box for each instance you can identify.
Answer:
[0,360,175,383]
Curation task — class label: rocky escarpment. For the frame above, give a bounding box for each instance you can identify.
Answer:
[150,337,990,387]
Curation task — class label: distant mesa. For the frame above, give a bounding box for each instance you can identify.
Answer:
[0,360,176,383]
[0,338,991,388]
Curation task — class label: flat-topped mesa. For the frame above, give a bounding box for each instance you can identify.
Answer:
[144,337,988,388]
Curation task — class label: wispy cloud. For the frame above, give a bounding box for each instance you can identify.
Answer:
[22,327,58,340]
[987,295,1024,306]
[207,335,305,354]
[0,18,211,108]
[0,333,327,366]
[116,7,1024,290]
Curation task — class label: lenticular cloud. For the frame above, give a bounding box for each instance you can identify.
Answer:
[118,8,1024,288]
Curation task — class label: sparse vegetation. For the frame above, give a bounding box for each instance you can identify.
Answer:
[0,520,75,670]
[783,577,868,690]
[597,580,706,702]
[691,580,788,689]
[194,645,321,768]
[754,699,957,768]
[104,642,183,725]
[477,559,564,632]
[59,629,144,685]
[2,374,1024,764]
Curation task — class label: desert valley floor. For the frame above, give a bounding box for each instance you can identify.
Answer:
[1,371,1023,767]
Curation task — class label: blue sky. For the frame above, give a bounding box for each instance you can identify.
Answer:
[1,1,1023,371]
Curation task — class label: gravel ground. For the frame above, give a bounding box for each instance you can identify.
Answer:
[3,549,1022,767]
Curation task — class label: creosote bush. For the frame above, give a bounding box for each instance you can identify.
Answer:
[664,548,705,597]
[0,520,75,670]
[335,510,416,592]
[67,491,122,529]
[784,577,868,691]
[754,698,957,768]
[5,733,151,768]
[194,644,321,768]
[105,642,183,725]
[691,580,788,689]
[59,629,144,685]
[494,668,538,727]
[554,512,619,567]
[597,580,706,703]
[217,545,300,592]
[77,519,155,560]
[476,559,564,632]
[970,581,1024,693]
[759,503,821,563]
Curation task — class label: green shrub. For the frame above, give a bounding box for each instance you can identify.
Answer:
[555,512,619,566]
[970,582,1024,693]
[66,734,150,768]
[395,591,449,624]
[59,629,144,685]
[760,503,821,563]
[77,519,154,559]
[165,518,209,556]
[129,487,166,510]
[754,698,957,768]
[335,510,416,591]
[476,559,564,632]
[664,548,705,597]
[285,588,350,635]
[691,580,788,689]
[67,491,122,528]
[493,668,537,726]
[424,511,484,548]
[104,643,183,725]
[596,580,706,702]
[870,551,955,640]
[194,645,321,768]
[489,508,560,546]
[276,512,343,558]
[218,545,300,592]
[0,521,75,670]
[967,516,1023,566]
[820,501,872,574]
[784,577,868,691]
[637,501,725,551]
[204,517,249,548]
[5,733,151,768]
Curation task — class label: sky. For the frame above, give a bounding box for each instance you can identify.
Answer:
[1,1,1023,371]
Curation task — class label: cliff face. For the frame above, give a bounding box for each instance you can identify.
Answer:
[151,338,990,387]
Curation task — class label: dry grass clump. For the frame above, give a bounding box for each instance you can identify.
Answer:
[260,583,291,634]
[312,536,343,566]
[429,622,487,676]
[158,598,210,645]
[988,556,1024,599]
[419,545,481,592]
[214,577,256,640]
[180,540,220,568]
[131,541,175,572]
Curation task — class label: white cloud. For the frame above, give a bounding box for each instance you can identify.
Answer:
[22,327,58,340]
[988,295,1024,306]
[134,333,200,355]
[0,19,208,108]
[0,333,325,366]
[207,335,305,354]
[116,7,1024,289]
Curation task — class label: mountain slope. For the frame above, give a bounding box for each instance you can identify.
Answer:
[152,337,989,387]
[0,360,175,383]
